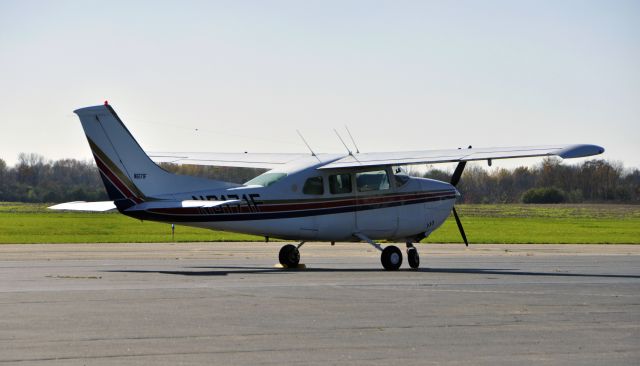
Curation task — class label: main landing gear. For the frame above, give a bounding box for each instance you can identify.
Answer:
[381,246,403,270]
[354,233,420,270]
[278,242,305,268]
[379,244,420,270]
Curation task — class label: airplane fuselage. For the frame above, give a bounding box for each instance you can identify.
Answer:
[122,163,457,242]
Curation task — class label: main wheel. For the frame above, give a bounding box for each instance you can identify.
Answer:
[381,245,403,271]
[407,247,420,269]
[279,244,300,268]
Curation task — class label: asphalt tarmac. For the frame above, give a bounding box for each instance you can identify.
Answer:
[0,243,638,365]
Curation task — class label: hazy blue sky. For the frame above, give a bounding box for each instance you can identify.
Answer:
[1,0,638,170]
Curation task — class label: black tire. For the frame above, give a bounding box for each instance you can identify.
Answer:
[407,248,420,269]
[381,245,403,271]
[279,244,300,268]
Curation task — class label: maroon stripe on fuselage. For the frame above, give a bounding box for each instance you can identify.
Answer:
[255,191,450,212]
[93,153,143,203]
[147,190,455,216]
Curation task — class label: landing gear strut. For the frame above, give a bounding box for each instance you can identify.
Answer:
[406,243,420,269]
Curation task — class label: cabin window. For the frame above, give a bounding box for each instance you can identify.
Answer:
[244,172,287,187]
[329,173,352,194]
[356,170,390,192]
[303,176,324,195]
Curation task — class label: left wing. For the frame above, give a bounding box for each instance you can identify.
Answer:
[317,144,604,170]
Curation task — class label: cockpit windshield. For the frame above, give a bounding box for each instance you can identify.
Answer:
[244,172,287,187]
[392,166,410,187]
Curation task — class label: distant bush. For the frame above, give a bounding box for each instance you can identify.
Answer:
[522,187,566,204]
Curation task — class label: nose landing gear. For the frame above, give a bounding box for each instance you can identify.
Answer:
[406,242,420,269]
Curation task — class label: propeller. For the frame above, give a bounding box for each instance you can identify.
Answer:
[450,161,466,187]
[451,206,468,247]
[450,161,469,246]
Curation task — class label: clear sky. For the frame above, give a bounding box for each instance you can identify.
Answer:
[1,0,638,170]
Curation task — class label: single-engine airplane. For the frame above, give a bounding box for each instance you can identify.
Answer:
[51,103,605,270]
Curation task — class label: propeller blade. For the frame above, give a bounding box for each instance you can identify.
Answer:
[450,161,467,187]
[452,206,468,246]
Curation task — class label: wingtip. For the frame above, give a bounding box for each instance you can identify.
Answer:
[558,144,605,159]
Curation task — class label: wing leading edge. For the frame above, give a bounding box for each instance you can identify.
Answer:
[317,144,605,170]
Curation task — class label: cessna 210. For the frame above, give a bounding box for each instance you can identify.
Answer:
[51,103,604,270]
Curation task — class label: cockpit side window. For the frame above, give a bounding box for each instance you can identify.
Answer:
[303,176,324,195]
[356,170,390,192]
[329,173,352,194]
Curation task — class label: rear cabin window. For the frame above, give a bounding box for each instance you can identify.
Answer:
[356,170,390,192]
[329,173,352,194]
[303,176,324,195]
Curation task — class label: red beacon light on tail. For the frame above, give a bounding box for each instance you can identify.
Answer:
[104,100,109,106]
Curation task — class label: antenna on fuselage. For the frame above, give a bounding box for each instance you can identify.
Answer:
[334,129,352,154]
[296,130,321,162]
[344,125,360,154]
[333,129,359,161]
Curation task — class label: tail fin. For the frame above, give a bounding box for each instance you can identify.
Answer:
[74,104,235,203]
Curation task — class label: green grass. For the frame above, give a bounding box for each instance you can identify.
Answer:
[0,202,260,244]
[423,204,640,244]
[0,202,638,244]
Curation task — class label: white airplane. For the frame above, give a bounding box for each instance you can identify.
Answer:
[51,103,605,270]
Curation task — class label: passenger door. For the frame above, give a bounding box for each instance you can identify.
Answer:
[354,169,398,239]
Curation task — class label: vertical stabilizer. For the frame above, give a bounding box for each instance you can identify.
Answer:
[74,104,235,202]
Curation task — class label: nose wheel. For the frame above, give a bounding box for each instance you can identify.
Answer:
[406,243,420,269]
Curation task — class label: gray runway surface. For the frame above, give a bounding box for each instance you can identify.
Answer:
[0,243,639,365]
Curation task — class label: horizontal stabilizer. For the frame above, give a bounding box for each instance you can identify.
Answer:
[48,201,116,212]
[125,199,241,212]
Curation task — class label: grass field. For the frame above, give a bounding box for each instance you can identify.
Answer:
[0,202,638,244]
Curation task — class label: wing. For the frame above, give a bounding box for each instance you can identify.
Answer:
[317,144,604,170]
[148,152,309,169]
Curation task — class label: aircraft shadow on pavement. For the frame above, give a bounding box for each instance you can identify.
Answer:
[103,266,640,279]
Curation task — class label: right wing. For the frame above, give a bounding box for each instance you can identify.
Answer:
[148,152,310,169]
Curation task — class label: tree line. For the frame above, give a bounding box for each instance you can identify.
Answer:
[0,153,638,204]
[418,158,639,204]
[0,154,262,203]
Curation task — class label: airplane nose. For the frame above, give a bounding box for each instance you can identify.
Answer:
[454,187,461,197]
